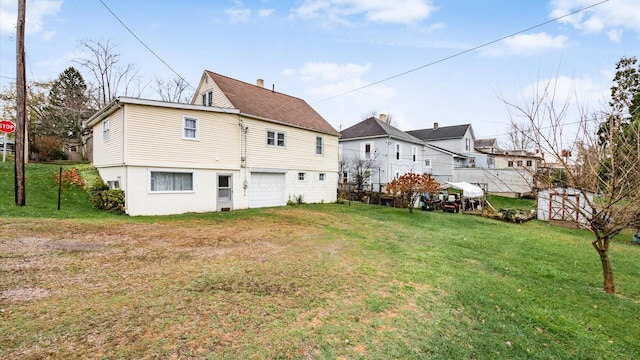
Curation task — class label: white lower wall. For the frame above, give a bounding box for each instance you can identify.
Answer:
[453,168,533,194]
[96,165,337,215]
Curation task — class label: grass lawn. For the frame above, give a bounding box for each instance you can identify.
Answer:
[1,163,640,359]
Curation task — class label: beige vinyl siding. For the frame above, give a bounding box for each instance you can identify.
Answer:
[92,107,124,167]
[193,74,233,108]
[122,104,240,169]
[244,118,338,173]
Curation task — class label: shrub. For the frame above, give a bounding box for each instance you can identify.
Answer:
[287,194,305,205]
[54,168,84,187]
[90,189,126,215]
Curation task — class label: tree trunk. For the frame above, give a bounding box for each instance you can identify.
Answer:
[593,237,615,294]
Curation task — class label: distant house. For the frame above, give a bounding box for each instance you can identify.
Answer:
[339,115,425,191]
[87,70,339,215]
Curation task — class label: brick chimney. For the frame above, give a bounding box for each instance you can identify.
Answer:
[379,113,387,123]
[257,79,264,88]
[433,122,439,130]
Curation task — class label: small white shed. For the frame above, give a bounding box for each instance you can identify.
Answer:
[537,187,594,225]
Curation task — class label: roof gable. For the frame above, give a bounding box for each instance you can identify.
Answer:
[339,117,424,144]
[407,124,472,141]
[204,71,338,135]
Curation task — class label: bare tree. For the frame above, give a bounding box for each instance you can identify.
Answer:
[347,153,379,191]
[502,61,640,294]
[153,76,192,103]
[74,39,141,108]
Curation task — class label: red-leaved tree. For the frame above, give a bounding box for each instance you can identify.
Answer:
[386,173,441,213]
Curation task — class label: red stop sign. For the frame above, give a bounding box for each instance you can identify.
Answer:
[0,120,16,133]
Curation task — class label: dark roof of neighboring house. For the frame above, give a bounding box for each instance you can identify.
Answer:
[406,124,472,141]
[339,117,424,144]
[205,71,338,135]
[475,138,497,148]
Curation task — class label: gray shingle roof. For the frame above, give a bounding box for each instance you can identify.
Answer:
[206,71,338,135]
[406,124,471,141]
[339,117,424,144]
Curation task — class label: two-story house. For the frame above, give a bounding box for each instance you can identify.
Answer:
[87,70,339,215]
[339,115,426,191]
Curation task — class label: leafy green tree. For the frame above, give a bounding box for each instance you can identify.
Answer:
[48,67,92,158]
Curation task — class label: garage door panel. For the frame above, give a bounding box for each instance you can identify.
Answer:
[250,173,285,208]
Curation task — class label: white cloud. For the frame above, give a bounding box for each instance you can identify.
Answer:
[482,32,569,57]
[520,75,608,114]
[298,61,372,82]
[549,0,640,35]
[291,0,437,25]
[225,1,251,23]
[258,8,274,17]
[0,0,62,37]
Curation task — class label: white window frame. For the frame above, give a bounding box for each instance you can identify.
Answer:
[319,173,326,181]
[316,136,324,155]
[411,146,417,162]
[395,143,400,160]
[201,93,207,106]
[149,170,195,193]
[298,172,306,181]
[102,118,110,141]
[207,91,213,106]
[183,115,199,140]
[267,130,286,148]
[364,143,371,159]
[424,159,431,167]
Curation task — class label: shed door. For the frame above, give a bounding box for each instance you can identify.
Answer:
[250,173,285,208]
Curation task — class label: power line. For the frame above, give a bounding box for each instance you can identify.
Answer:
[312,0,611,104]
[97,0,195,91]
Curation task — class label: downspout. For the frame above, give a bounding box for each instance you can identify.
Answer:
[239,120,249,197]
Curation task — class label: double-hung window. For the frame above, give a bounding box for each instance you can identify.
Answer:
[298,172,306,181]
[364,143,371,159]
[396,144,400,160]
[150,171,194,192]
[102,118,110,141]
[316,136,324,155]
[183,116,198,139]
[267,130,286,147]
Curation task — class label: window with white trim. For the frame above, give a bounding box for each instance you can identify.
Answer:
[316,136,324,155]
[342,171,348,184]
[412,146,417,162]
[201,93,207,106]
[207,91,213,106]
[395,143,400,160]
[319,173,326,181]
[102,118,110,141]
[425,159,431,167]
[150,171,193,192]
[364,143,371,159]
[183,116,198,139]
[298,172,306,181]
[267,130,286,147]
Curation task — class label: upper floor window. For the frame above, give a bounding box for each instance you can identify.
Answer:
[364,143,371,159]
[517,160,523,167]
[183,116,198,139]
[465,138,471,151]
[316,136,324,155]
[267,130,286,147]
[207,91,213,106]
[412,146,417,162]
[526,160,533,167]
[342,171,348,184]
[102,118,110,141]
[201,93,207,106]
[508,161,514,167]
[396,144,400,160]
[425,159,431,167]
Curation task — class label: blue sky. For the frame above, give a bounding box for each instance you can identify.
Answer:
[1,0,639,142]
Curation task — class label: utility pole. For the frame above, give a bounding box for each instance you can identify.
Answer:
[15,0,26,206]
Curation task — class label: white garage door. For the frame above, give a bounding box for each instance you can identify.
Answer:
[250,172,286,208]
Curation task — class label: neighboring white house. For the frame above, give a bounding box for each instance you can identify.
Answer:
[87,70,339,216]
[339,115,426,191]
